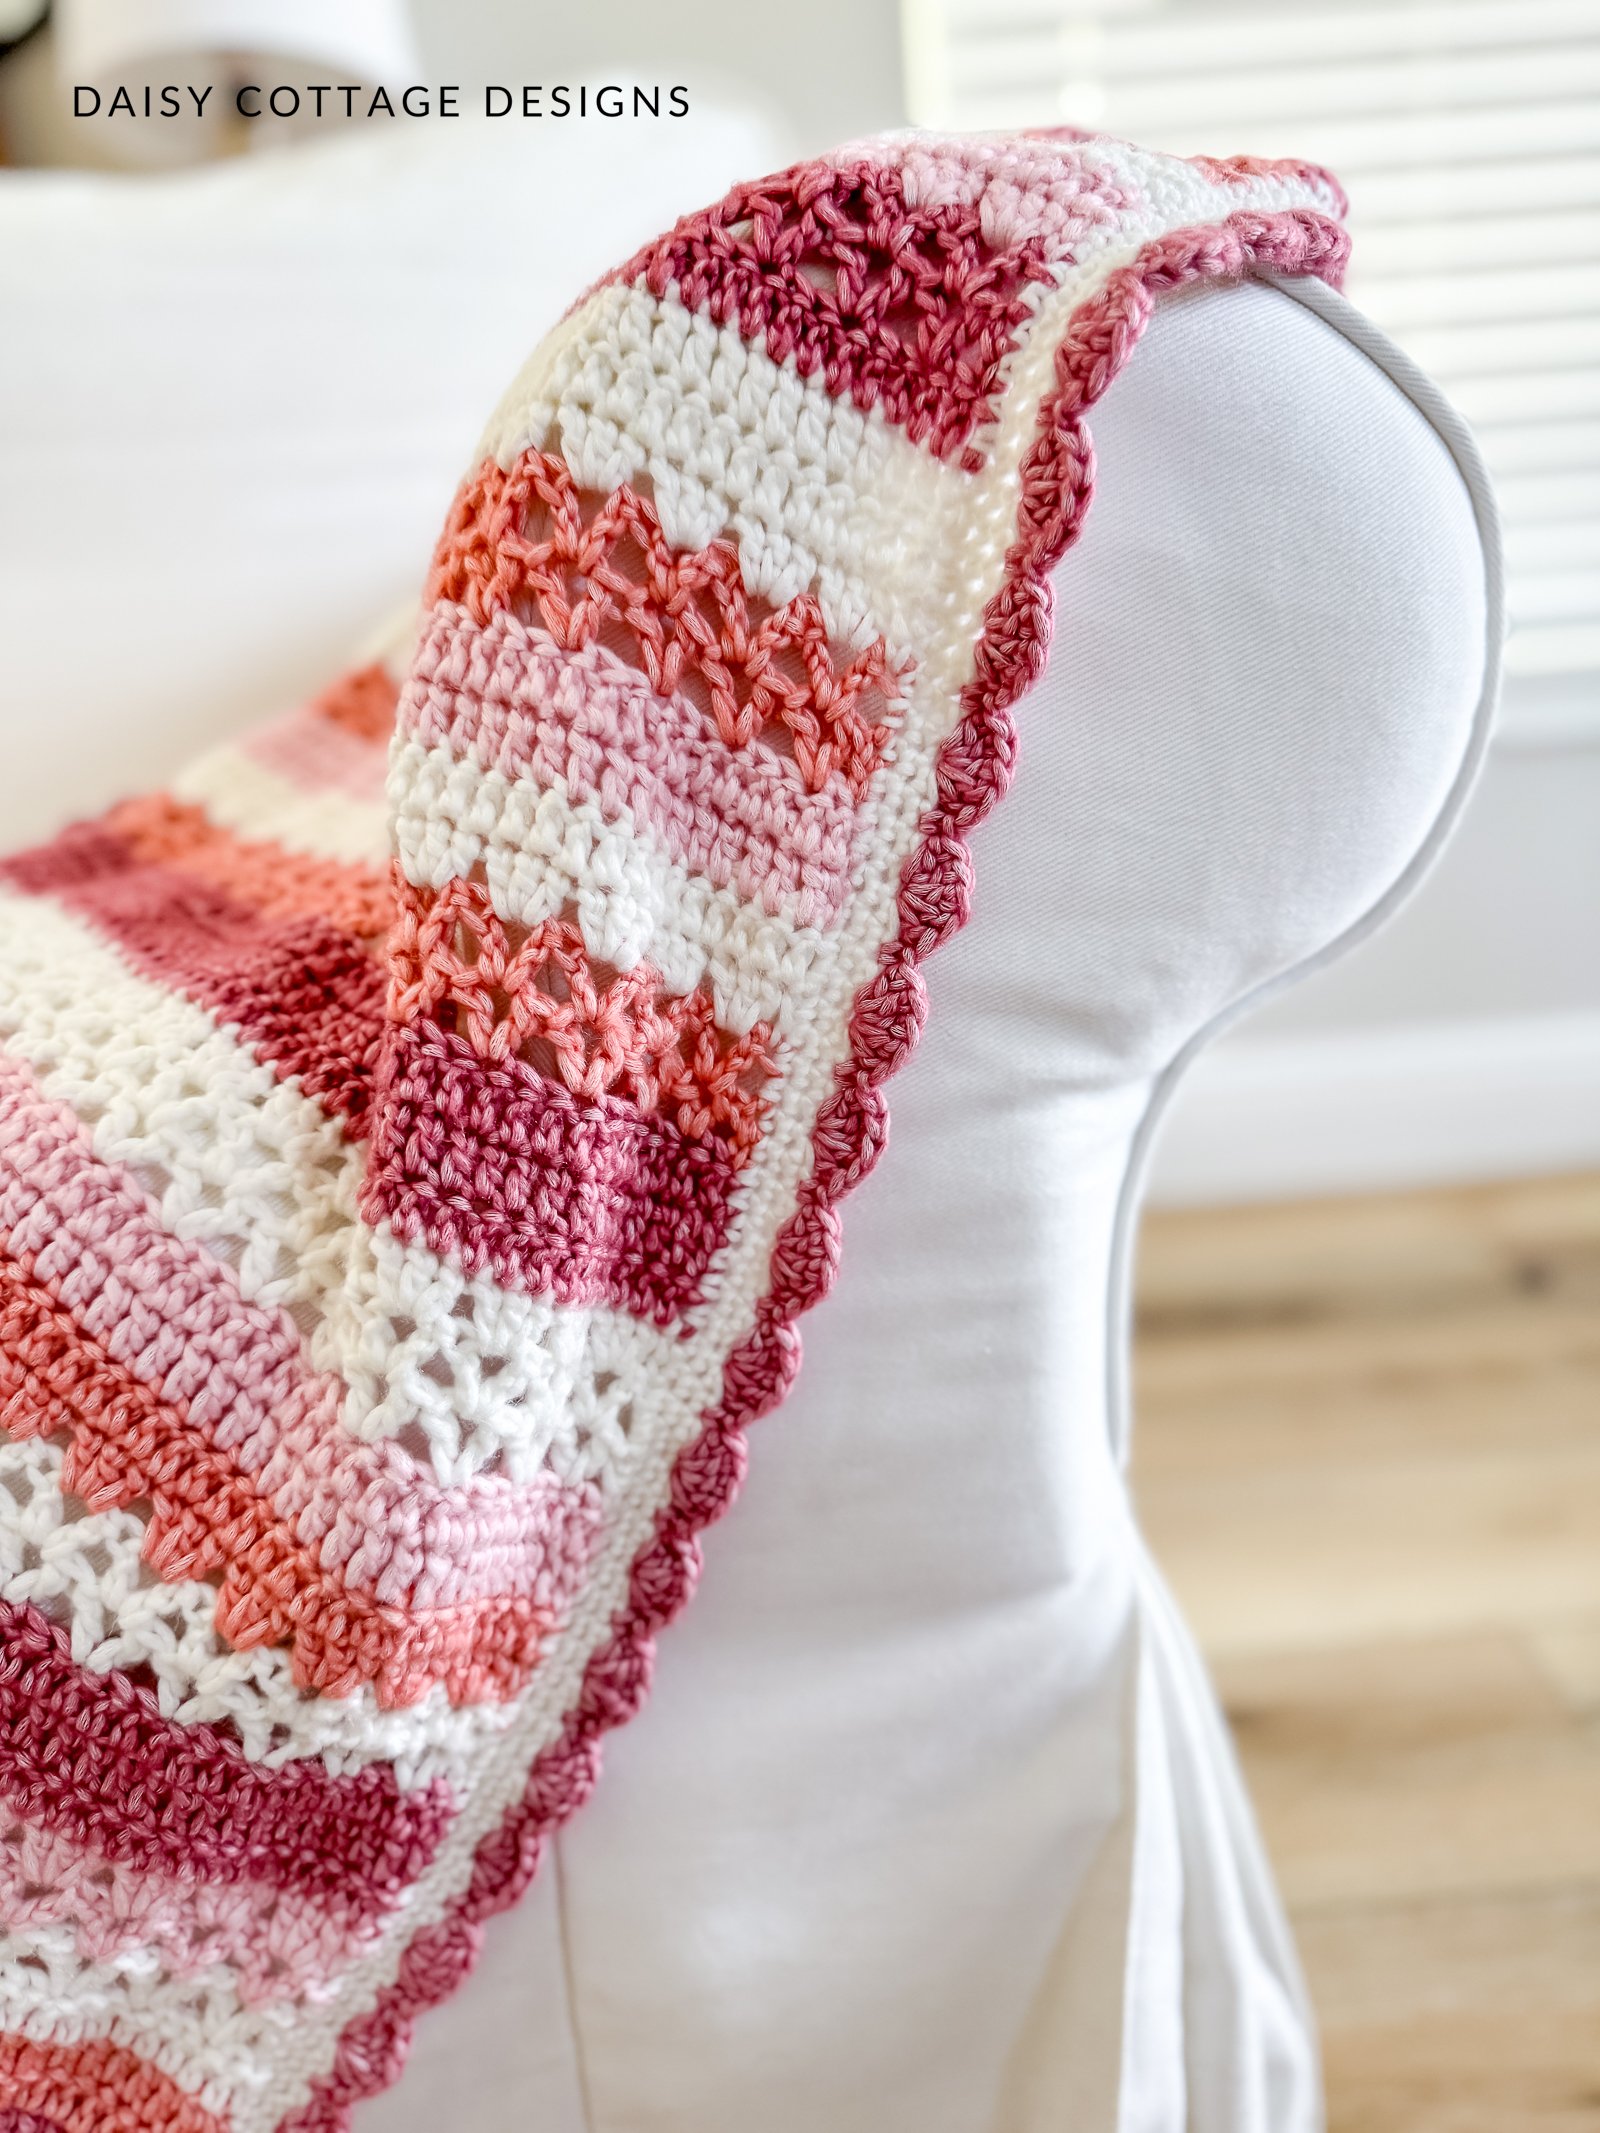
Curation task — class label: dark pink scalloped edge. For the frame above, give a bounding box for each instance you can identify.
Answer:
[277,200,1348,2133]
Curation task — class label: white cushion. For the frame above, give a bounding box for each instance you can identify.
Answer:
[0,112,783,847]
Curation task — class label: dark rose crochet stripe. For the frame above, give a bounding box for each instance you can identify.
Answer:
[623,157,1060,470]
[363,1020,739,1328]
[0,1598,453,1918]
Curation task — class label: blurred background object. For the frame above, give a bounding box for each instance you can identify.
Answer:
[0,105,786,873]
[2,0,420,163]
[0,0,889,167]
[0,0,45,57]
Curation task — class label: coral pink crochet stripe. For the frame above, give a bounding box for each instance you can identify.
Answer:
[311,661,401,743]
[0,1251,569,1706]
[103,794,391,939]
[279,199,1347,2128]
[425,448,901,803]
[0,2035,225,2133]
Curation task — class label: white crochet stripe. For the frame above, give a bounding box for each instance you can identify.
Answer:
[171,744,390,868]
[1080,131,1349,224]
[332,1220,681,1493]
[0,1432,516,1791]
[476,280,967,661]
[0,887,363,1326]
[390,737,829,1038]
[0,1924,251,2118]
[0,1296,738,2124]
[0,893,531,1785]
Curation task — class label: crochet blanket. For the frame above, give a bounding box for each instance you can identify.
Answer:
[0,131,1346,2131]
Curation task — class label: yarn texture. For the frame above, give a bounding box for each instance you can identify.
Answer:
[0,131,1347,2130]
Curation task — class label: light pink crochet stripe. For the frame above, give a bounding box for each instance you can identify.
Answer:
[243,701,391,804]
[0,1048,598,1612]
[853,132,1141,249]
[400,603,863,929]
[0,1809,379,2008]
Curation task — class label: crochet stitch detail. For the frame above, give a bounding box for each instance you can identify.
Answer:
[364,1020,743,1327]
[627,157,1072,469]
[425,448,902,801]
[388,874,776,1164]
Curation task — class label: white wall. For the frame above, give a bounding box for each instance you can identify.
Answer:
[1153,725,1600,1201]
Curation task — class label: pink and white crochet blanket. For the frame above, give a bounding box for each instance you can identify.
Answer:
[0,131,1346,2130]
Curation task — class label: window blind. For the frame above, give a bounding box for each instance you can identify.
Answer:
[902,0,1600,700]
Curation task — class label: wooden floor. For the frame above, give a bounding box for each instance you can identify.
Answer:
[1131,1173,1600,2133]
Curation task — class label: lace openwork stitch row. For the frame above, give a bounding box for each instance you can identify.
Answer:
[388,873,776,1166]
[628,160,1064,469]
[425,448,901,802]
